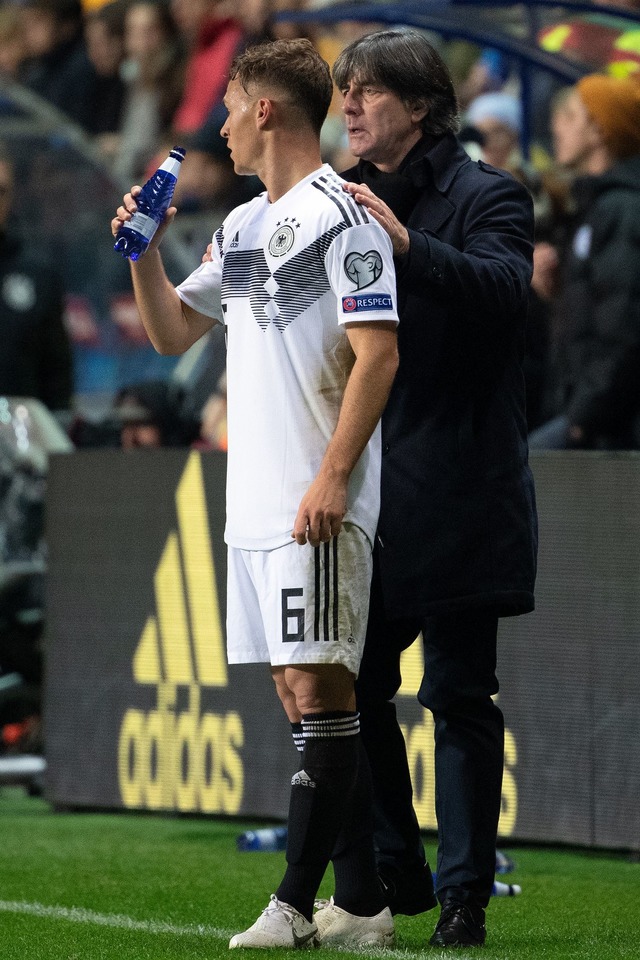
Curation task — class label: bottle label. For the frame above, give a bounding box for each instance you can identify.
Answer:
[157,158,182,178]
[129,211,158,241]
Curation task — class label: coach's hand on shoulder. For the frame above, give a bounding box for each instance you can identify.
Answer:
[342,181,410,257]
[292,472,347,547]
[111,184,177,253]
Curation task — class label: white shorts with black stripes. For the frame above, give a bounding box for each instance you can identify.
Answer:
[226,523,373,675]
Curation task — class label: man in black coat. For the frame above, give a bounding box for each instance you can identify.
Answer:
[326,31,537,948]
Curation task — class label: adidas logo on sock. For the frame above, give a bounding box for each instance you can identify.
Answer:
[291,769,316,788]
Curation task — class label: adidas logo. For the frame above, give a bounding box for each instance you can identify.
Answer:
[291,769,316,788]
[131,451,226,688]
[118,453,244,815]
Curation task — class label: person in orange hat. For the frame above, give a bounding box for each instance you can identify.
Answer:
[561,74,640,168]
[529,74,640,450]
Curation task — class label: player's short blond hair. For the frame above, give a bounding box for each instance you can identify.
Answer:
[229,38,333,136]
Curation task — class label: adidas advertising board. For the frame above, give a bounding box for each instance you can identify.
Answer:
[44,451,640,851]
[44,450,292,818]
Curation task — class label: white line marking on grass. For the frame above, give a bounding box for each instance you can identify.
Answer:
[0,900,230,939]
[0,901,429,958]
[336,951,425,960]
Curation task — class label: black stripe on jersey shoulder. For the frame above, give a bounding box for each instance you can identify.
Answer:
[215,226,224,257]
[312,174,370,227]
[325,175,370,225]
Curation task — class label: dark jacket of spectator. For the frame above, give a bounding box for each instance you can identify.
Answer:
[0,229,73,410]
[545,154,640,447]
[19,0,96,129]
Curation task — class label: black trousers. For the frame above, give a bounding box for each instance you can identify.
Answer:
[356,555,503,910]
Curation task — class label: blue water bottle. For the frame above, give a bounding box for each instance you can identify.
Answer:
[236,826,288,852]
[114,145,185,261]
[492,880,522,896]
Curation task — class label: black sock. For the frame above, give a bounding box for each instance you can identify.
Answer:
[276,712,359,921]
[331,738,386,916]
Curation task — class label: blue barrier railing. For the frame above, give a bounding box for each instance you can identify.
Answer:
[275,1,640,156]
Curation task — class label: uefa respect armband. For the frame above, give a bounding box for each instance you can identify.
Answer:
[342,294,394,312]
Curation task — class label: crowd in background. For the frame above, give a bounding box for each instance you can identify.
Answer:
[0,0,640,453]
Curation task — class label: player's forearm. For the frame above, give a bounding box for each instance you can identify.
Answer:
[130,250,195,355]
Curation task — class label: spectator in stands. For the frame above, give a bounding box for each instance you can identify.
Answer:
[232,0,313,43]
[193,370,227,452]
[0,144,73,412]
[67,377,198,448]
[83,0,127,139]
[113,379,199,448]
[529,75,640,450]
[110,0,185,182]
[463,91,571,432]
[170,0,245,135]
[0,4,27,81]
[465,92,522,171]
[18,0,95,129]
[525,184,573,433]
[457,47,513,111]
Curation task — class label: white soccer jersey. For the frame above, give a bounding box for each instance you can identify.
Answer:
[176,164,398,550]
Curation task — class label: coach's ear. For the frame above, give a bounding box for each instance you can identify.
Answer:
[410,98,429,125]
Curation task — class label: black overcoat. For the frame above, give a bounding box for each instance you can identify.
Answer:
[344,134,538,618]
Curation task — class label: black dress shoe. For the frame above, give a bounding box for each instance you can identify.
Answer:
[429,900,486,947]
[378,862,438,916]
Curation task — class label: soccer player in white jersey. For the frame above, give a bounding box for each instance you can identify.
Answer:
[111,38,399,950]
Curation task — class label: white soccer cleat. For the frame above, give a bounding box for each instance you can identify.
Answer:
[229,895,317,949]
[313,896,395,948]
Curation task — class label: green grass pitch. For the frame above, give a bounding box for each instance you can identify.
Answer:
[0,786,638,959]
